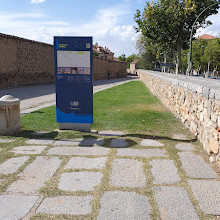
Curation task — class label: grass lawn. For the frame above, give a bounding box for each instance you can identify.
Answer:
[21,81,189,137]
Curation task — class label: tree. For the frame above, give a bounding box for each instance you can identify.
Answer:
[181,38,220,74]
[135,0,220,74]
[126,54,138,67]
[136,34,175,71]
[118,54,126,61]
[136,35,162,70]
[202,38,220,70]
[93,50,99,57]
[192,39,208,71]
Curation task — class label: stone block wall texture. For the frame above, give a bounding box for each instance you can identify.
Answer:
[0,34,127,89]
[139,70,220,157]
[93,56,127,80]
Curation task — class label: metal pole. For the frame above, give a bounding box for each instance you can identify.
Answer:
[208,61,210,75]
[187,2,219,75]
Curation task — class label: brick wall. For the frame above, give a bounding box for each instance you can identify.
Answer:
[0,34,127,89]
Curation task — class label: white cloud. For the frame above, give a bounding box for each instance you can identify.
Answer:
[31,0,46,4]
[196,10,220,37]
[0,4,138,56]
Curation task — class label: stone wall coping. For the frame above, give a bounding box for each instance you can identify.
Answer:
[0,33,127,64]
[0,95,20,106]
[0,33,53,47]
[140,70,220,100]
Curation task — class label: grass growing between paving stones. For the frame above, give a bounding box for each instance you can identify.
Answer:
[2,81,217,219]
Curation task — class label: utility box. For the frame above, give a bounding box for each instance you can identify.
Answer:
[0,95,21,135]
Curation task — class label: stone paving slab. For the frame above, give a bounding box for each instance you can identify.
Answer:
[7,156,60,194]
[36,195,93,215]
[11,145,47,154]
[0,138,14,143]
[53,139,82,146]
[97,191,151,220]
[0,194,39,220]
[172,134,190,140]
[150,159,181,184]
[140,139,164,147]
[98,130,124,136]
[188,180,220,215]
[178,152,217,178]
[110,139,128,148]
[110,158,146,187]
[175,143,194,151]
[154,186,199,220]
[58,172,103,192]
[31,132,48,136]
[117,148,167,157]
[25,139,54,145]
[47,146,109,156]
[0,156,29,174]
[53,138,104,146]
[64,157,107,170]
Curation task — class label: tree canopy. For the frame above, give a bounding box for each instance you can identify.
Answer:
[118,54,126,62]
[135,0,220,74]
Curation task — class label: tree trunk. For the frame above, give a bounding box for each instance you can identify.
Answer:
[175,43,182,74]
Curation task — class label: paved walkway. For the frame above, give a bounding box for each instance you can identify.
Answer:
[0,77,220,219]
[0,132,220,219]
[0,77,138,114]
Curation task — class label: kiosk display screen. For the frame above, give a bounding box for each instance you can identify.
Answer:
[54,37,93,123]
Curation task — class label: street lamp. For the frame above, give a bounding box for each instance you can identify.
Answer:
[187,2,219,75]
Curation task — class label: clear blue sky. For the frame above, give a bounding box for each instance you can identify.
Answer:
[0,0,219,57]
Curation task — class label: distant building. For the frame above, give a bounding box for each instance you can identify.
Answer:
[130,59,140,75]
[93,42,114,60]
[197,34,217,40]
[113,57,120,61]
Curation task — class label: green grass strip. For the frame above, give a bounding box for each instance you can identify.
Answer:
[21,81,187,136]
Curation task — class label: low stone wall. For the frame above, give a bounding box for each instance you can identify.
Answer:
[0,34,127,89]
[139,69,220,159]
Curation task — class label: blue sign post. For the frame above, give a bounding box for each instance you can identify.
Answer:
[54,36,93,131]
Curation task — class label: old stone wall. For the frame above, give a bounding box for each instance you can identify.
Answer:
[93,56,127,80]
[0,34,127,89]
[139,69,220,159]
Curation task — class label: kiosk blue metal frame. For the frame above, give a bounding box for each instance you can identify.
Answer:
[54,36,93,130]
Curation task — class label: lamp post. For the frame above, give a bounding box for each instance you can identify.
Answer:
[187,2,219,75]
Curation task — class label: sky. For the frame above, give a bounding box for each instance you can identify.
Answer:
[0,0,219,57]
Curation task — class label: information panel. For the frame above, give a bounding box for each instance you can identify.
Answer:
[54,37,93,124]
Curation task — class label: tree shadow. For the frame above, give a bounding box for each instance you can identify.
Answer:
[81,135,137,148]
[122,133,197,143]
[7,129,59,139]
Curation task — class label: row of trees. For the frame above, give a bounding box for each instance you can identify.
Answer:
[134,0,220,74]
[118,53,139,67]
[137,36,220,74]
[182,38,220,73]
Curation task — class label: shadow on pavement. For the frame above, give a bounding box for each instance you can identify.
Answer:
[123,133,197,143]
[9,130,59,139]
[93,76,139,86]
[0,83,55,101]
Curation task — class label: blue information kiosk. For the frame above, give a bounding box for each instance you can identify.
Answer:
[54,37,93,132]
